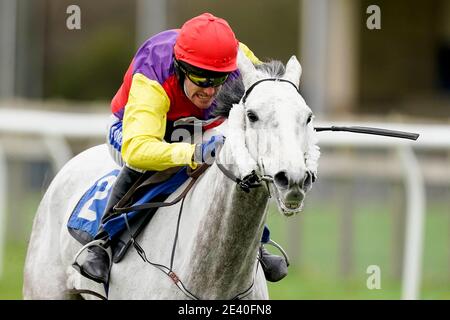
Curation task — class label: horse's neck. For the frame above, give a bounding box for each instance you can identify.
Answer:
[181,144,269,299]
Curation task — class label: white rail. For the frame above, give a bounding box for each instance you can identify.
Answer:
[398,146,425,300]
[0,108,449,300]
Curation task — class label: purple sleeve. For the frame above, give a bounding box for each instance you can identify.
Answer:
[132,29,179,84]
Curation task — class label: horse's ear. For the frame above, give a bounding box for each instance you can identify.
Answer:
[237,50,258,89]
[283,55,302,89]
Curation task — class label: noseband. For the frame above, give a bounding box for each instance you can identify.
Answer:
[215,154,273,194]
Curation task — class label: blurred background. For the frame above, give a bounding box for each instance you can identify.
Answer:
[0,0,448,299]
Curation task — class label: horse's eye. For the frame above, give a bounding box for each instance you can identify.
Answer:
[247,111,259,122]
[306,114,313,125]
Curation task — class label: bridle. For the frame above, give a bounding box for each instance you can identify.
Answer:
[215,77,302,193]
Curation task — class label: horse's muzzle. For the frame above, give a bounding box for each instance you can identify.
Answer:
[272,170,310,216]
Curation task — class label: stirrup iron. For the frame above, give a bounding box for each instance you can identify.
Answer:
[72,239,113,271]
[266,239,290,267]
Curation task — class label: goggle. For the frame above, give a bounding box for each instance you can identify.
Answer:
[185,73,228,88]
[176,60,229,88]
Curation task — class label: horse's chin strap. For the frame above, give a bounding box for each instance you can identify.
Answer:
[216,163,262,193]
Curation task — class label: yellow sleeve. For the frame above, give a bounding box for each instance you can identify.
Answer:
[239,42,263,65]
[121,73,197,171]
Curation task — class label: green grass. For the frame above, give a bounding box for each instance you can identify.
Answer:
[1,199,448,300]
[267,270,402,299]
[0,242,26,300]
[264,201,450,300]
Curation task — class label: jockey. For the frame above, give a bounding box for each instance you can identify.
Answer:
[73,13,288,285]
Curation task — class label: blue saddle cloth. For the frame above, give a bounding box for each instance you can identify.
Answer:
[67,167,189,243]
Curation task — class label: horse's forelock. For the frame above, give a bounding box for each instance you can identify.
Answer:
[256,60,285,78]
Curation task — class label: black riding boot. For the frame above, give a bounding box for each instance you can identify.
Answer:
[260,245,288,282]
[73,166,144,284]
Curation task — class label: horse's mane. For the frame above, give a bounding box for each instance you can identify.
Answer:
[213,60,286,118]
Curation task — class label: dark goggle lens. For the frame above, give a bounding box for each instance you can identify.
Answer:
[186,73,228,88]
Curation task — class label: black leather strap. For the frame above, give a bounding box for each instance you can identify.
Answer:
[112,164,211,214]
[242,78,299,103]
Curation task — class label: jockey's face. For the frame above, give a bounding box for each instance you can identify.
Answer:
[184,77,222,109]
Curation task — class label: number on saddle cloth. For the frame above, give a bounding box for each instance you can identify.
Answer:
[67,170,120,244]
[67,167,191,263]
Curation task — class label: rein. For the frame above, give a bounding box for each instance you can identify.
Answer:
[215,77,300,193]
[77,160,262,300]
[120,160,261,300]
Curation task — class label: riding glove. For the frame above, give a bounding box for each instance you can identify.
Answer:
[194,135,225,164]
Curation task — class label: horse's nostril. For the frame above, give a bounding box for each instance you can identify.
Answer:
[274,171,290,189]
[303,171,312,189]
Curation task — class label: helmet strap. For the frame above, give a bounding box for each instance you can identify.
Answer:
[173,58,186,90]
[183,81,190,98]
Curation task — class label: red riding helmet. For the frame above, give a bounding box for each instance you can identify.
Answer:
[174,13,239,72]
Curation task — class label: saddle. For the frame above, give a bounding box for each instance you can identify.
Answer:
[68,165,208,263]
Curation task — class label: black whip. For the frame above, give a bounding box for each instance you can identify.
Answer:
[314,126,419,141]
